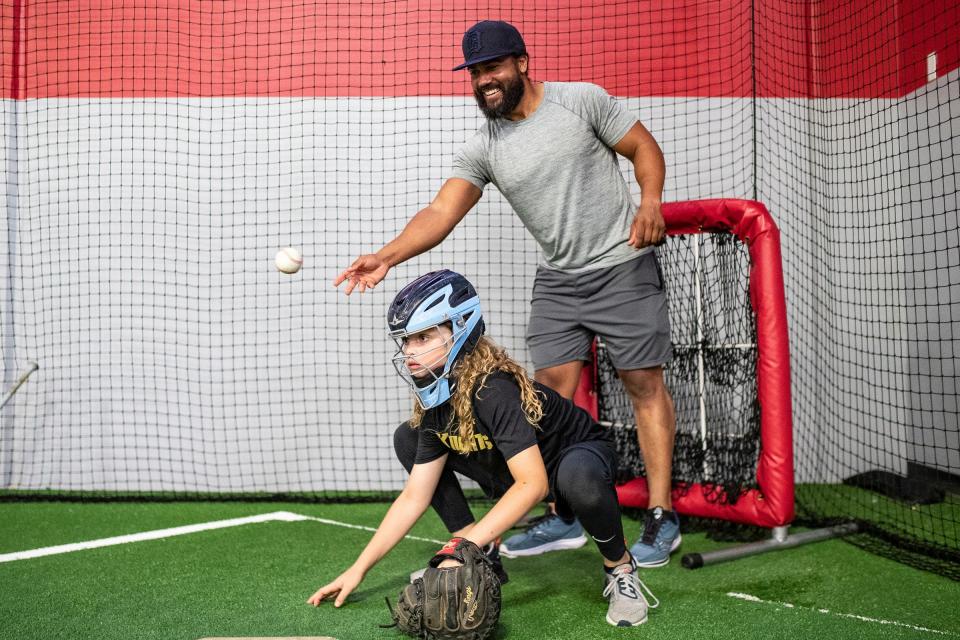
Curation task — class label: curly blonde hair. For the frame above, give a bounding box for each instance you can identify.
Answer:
[409,336,543,447]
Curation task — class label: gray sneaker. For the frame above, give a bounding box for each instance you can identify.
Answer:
[630,506,681,567]
[603,561,659,627]
[500,513,587,558]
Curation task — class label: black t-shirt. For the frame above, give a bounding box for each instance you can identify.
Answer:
[413,371,612,482]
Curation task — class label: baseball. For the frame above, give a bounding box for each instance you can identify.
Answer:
[275,247,303,274]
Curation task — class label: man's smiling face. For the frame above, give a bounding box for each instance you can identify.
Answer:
[469,55,527,120]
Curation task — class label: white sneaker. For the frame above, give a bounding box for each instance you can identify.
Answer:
[602,561,659,627]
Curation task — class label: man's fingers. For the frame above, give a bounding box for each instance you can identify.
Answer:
[336,268,384,295]
[643,227,657,247]
[634,221,652,247]
[628,220,642,247]
[334,256,372,288]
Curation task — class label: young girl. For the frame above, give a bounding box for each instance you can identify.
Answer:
[307,269,657,627]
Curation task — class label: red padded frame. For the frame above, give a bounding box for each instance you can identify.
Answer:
[585,199,795,528]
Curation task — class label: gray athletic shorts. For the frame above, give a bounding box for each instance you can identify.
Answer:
[526,251,673,372]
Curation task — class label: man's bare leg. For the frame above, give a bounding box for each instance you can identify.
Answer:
[616,366,675,510]
[618,365,681,567]
[534,360,583,401]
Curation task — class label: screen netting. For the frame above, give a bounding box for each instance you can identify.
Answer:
[755,2,960,578]
[1,2,957,577]
[597,232,760,503]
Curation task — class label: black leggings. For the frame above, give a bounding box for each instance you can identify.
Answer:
[393,422,628,562]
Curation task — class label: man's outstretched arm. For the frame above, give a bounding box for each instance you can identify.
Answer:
[334,178,483,295]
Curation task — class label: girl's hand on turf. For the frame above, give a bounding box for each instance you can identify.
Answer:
[307,566,364,608]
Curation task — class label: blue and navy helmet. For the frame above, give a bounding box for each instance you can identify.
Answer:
[388,270,485,409]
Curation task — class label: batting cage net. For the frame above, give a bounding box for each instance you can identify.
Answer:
[599,232,761,502]
[600,199,793,531]
[1,2,958,577]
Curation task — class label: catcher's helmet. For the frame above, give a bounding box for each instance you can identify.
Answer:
[387,270,485,409]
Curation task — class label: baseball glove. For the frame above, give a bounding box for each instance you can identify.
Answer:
[389,537,501,640]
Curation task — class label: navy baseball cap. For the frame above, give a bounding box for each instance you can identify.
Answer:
[453,20,527,71]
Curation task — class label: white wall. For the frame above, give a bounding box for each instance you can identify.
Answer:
[761,68,960,482]
[1,82,956,491]
[0,96,753,491]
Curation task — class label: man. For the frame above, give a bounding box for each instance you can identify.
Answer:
[335,20,681,570]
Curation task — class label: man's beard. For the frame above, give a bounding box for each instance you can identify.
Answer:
[474,74,525,120]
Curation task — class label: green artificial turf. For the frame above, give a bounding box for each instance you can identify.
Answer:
[2,501,959,640]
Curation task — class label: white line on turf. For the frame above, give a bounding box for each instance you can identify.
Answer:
[726,592,957,636]
[292,513,446,546]
[0,510,445,564]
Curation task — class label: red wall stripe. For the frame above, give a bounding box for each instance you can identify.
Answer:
[809,0,960,98]
[8,1,758,98]
[2,1,957,99]
[3,0,23,99]
[898,0,959,95]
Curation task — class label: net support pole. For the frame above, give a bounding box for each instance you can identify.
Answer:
[681,523,860,569]
[0,361,39,411]
[2,3,26,489]
[1,361,36,487]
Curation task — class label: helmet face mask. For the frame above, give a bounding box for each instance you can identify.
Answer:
[387,270,485,409]
[390,322,464,408]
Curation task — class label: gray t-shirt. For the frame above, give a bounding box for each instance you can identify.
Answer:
[451,81,651,272]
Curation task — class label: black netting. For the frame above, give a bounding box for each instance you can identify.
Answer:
[0,1,957,579]
[597,233,760,506]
